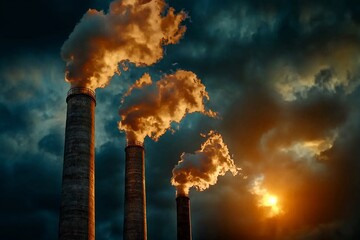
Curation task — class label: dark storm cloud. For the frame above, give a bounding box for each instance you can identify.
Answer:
[313,89,360,239]
[0,0,95,53]
[0,103,29,133]
[0,53,67,240]
[0,150,61,240]
[38,133,63,156]
[95,140,124,240]
[164,0,360,96]
[159,1,360,239]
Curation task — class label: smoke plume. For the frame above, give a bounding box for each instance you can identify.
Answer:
[61,0,186,90]
[171,131,239,196]
[118,70,216,143]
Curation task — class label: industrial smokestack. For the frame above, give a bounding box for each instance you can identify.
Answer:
[123,141,147,240]
[176,194,192,240]
[59,87,96,240]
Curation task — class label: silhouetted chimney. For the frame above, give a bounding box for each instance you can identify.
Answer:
[176,194,192,240]
[123,141,147,240]
[59,87,96,240]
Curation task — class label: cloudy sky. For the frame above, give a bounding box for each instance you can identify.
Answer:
[1,0,360,239]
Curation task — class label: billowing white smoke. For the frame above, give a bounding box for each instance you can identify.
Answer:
[61,0,186,89]
[171,131,240,196]
[119,70,216,142]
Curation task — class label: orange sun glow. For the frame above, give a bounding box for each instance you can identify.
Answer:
[250,176,283,218]
[260,193,281,217]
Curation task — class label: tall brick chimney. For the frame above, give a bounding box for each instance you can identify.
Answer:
[176,194,192,240]
[123,141,147,240]
[59,87,96,240]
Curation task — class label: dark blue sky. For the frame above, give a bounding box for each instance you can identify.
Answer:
[1,0,360,239]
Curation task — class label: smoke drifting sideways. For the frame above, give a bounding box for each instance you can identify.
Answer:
[61,0,187,90]
[171,131,240,197]
[119,70,216,143]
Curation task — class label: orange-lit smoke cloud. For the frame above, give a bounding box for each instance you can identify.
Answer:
[171,131,239,197]
[61,0,186,90]
[119,70,216,142]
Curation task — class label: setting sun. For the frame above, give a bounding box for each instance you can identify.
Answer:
[264,195,277,206]
[260,194,281,217]
[250,176,283,218]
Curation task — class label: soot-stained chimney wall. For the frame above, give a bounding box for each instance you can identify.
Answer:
[59,87,96,240]
[176,195,192,240]
[123,142,147,240]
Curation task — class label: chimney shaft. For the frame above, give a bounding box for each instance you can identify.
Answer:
[123,142,147,240]
[59,87,96,240]
[176,195,192,240]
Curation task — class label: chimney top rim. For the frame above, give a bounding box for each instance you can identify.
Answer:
[66,87,96,104]
[126,140,144,148]
[67,87,96,98]
[176,195,190,200]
